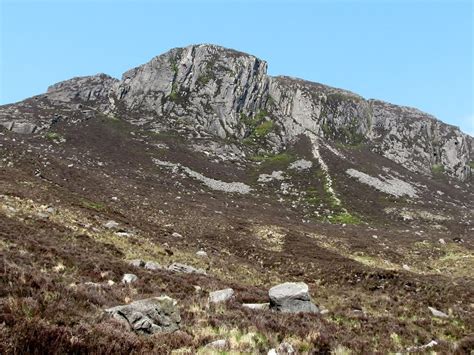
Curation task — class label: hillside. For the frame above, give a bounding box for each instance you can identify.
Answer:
[0,44,473,354]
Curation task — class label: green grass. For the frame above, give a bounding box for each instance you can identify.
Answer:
[253,121,274,138]
[44,132,63,142]
[80,199,106,211]
[328,211,361,224]
[431,164,445,174]
[468,161,474,169]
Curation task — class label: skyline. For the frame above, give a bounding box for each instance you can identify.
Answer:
[1,0,472,135]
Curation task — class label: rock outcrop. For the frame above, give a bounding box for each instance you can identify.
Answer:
[1,44,472,180]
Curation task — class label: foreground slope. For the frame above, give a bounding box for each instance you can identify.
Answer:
[0,44,473,353]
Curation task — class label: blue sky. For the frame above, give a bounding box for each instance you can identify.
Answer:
[1,0,472,135]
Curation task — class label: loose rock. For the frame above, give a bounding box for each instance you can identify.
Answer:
[428,306,449,318]
[144,261,163,270]
[268,282,319,314]
[242,303,270,310]
[209,288,234,303]
[205,339,228,350]
[105,296,180,334]
[168,262,206,275]
[122,273,138,284]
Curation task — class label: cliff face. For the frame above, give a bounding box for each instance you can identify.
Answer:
[0,44,472,180]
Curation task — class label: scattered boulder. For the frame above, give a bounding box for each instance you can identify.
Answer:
[209,288,234,304]
[205,339,228,350]
[105,296,180,334]
[428,306,449,318]
[144,261,163,270]
[277,342,295,354]
[129,259,145,267]
[242,303,269,310]
[122,273,138,284]
[104,220,119,229]
[268,282,319,314]
[168,262,206,275]
[196,250,208,257]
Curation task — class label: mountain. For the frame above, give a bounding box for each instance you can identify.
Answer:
[1,44,473,353]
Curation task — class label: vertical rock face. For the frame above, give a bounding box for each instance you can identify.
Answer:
[113,44,270,138]
[0,43,472,180]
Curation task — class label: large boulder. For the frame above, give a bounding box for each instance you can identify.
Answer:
[105,296,181,334]
[268,282,319,314]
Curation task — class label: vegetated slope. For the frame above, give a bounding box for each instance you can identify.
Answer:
[0,44,473,353]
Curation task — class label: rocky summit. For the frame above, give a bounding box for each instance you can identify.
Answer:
[0,44,473,353]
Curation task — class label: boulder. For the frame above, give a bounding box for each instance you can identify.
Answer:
[209,288,234,303]
[129,259,145,267]
[105,296,180,334]
[122,273,138,284]
[104,220,119,229]
[168,262,206,275]
[144,261,163,270]
[242,303,270,310]
[196,250,208,257]
[205,339,228,350]
[268,282,319,314]
[428,306,449,318]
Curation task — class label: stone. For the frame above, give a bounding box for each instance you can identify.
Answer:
[104,220,119,229]
[168,262,206,275]
[439,238,446,244]
[129,259,145,267]
[277,342,295,354]
[105,296,180,334]
[205,339,228,350]
[171,232,183,238]
[406,340,438,352]
[144,261,163,270]
[122,273,138,284]
[242,303,270,310]
[428,306,449,318]
[196,250,208,257]
[268,282,319,314]
[209,288,234,303]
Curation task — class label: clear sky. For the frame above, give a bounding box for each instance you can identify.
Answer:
[1,0,473,135]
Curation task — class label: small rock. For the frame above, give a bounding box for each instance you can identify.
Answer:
[129,259,145,267]
[104,220,119,229]
[171,232,183,238]
[84,282,101,288]
[196,250,208,257]
[268,350,277,355]
[406,340,438,352]
[168,262,206,275]
[209,288,234,303]
[107,280,115,286]
[242,303,269,310]
[428,306,449,318]
[105,296,180,334]
[45,206,56,214]
[439,238,446,244]
[205,339,228,350]
[144,261,163,270]
[402,264,411,271]
[122,273,138,284]
[269,282,319,314]
[277,341,295,354]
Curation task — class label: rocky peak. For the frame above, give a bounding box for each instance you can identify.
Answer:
[0,44,472,180]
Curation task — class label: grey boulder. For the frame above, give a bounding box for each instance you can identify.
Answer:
[122,273,138,284]
[268,282,319,314]
[105,296,180,334]
[168,262,206,275]
[144,261,164,270]
[209,288,234,303]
